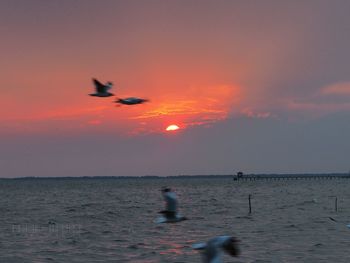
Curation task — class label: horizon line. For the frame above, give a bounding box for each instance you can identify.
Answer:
[1,172,350,180]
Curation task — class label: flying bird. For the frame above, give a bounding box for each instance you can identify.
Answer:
[89,78,114,97]
[193,236,240,263]
[115,97,149,106]
[156,187,187,223]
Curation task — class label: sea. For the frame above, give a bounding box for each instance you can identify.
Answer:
[1,177,350,263]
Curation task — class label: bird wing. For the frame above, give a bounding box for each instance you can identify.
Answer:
[192,243,207,250]
[92,78,106,93]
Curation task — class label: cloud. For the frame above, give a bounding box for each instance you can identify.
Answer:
[87,120,102,125]
[321,82,350,95]
[284,96,350,119]
[131,84,241,127]
[131,100,226,119]
[240,108,273,119]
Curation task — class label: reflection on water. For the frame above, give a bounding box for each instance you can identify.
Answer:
[1,178,350,262]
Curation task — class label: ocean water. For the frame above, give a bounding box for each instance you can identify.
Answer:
[1,177,350,263]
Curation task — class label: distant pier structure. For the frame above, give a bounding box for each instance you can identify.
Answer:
[233,172,350,181]
[233,171,244,181]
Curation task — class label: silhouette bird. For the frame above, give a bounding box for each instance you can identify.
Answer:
[89,78,114,97]
[115,97,148,106]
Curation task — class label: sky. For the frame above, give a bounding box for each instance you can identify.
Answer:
[1,0,350,177]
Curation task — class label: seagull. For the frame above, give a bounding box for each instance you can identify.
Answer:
[89,78,114,97]
[193,236,240,263]
[156,187,187,223]
[115,97,148,105]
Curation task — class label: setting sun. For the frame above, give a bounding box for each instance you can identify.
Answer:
[166,124,180,131]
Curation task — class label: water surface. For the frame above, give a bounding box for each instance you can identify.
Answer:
[1,177,350,262]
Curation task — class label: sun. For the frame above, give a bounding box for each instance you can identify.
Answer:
[166,124,180,131]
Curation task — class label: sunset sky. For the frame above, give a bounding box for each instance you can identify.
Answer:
[1,0,350,177]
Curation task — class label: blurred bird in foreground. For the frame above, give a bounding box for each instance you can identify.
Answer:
[193,236,240,263]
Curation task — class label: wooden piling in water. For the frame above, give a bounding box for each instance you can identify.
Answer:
[249,194,252,214]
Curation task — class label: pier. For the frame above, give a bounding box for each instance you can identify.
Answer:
[233,173,350,181]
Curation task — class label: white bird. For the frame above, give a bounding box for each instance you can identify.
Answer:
[156,187,187,223]
[89,78,114,97]
[193,236,240,263]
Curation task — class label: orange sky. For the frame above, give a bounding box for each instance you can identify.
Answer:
[0,1,327,135]
[2,1,349,136]
[1,1,350,177]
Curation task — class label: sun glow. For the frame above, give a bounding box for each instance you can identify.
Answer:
[166,124,180,131]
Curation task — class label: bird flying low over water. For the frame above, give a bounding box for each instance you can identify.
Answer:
[115,97,149,105]
[156,187,187,223]
[89,78,114,97]
[193,236,240,263]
